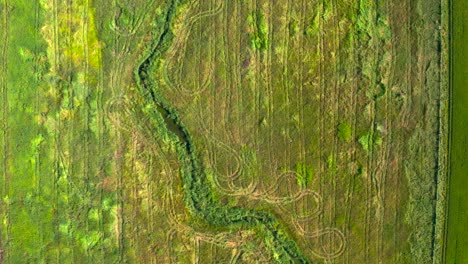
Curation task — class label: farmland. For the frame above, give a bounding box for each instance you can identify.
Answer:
[444,0,468,263]
[0,0,453,263]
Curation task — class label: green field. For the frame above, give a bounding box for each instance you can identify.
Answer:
[0,0,451,263]
[445,0,468,263]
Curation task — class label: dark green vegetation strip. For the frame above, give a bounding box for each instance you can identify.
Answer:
[445,0,468,263]
[134,0,309,263]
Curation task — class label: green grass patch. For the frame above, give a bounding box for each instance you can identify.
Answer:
[337,122,352,142]
[247,10,269,51]
[358,131,382,151]
[294,163,314,188]
[445,0,468,263]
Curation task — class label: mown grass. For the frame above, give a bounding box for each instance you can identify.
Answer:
[445,0,468,263]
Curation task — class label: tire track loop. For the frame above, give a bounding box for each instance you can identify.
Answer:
[196,105,322,207]
[288,189,323,221]
[194,109,258,197]
[258,177,321,206]
[203,1,238,196]
[161,1,222,96]
[294,225,346,260]
[203,1,252,197]
[190,53,255,196]
[109,0,157,37]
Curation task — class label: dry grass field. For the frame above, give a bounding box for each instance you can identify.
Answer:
[0,0,453,263]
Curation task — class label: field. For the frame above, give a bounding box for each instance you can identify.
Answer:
[0,0,452,263]
[444,0,468,263]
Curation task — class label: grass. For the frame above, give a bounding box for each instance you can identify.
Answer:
[247,10,269,51]
[445,0,468,263]
[0,1,55,262]
[337,122,352,142]
[294,163,314,188]
[0,0,120,262]
[0,0,448,263]
[358,131,382,151]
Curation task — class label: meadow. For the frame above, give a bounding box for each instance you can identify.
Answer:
[0,0,451,263]
[444,0,468,263]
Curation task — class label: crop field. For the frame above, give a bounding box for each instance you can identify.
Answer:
[444,0,467,263]
[0,0,455,263]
